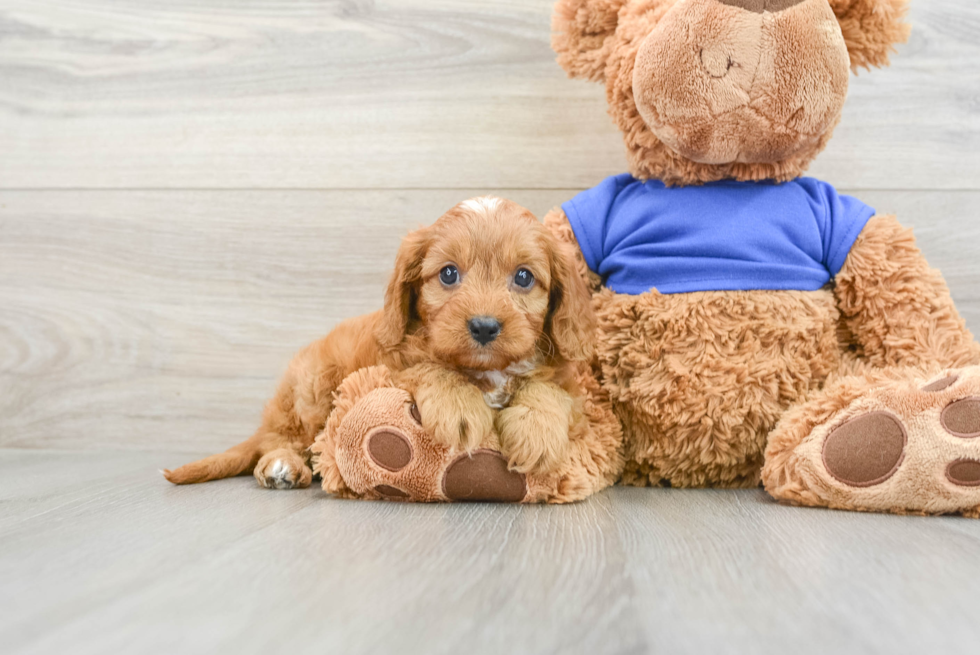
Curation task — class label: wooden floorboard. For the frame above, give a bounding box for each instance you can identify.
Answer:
[611,488,980,654]
[0,0,977,189]
[1,450,978,655]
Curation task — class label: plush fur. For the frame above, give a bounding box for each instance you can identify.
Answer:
[549,0,980,516]
[165,197,623,501]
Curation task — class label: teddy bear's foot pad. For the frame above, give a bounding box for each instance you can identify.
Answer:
[367,428,413,471]
[768,367,980,516]
[821,412,907,487]
[442,450,527,502]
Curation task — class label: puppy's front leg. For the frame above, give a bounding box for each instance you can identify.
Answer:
[395,364,494,452]
[496,381,573,474]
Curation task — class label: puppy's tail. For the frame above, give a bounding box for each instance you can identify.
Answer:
[163,440,261,485]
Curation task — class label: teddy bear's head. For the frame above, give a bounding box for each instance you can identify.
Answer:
[553,0,910,184]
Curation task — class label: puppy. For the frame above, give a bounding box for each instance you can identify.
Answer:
[164,196,595,489]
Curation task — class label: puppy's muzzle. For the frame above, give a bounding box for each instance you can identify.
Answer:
[468,316,501,346]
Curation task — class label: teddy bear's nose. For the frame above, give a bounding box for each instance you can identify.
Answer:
[718,0,806,12]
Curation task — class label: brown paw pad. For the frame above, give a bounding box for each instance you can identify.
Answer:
[941,398,980,438]
[442,450,527,502]
[946,459,980,487]
[922,375,959,393]
[822,411,907,487]
[367,428,413,471]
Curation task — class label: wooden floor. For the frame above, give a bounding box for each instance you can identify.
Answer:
[4,450,980,655]
[2,1,980,653]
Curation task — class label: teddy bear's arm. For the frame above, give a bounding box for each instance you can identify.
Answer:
[833,214,980,369]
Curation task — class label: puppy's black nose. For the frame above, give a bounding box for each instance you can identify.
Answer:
[468,316,501,345]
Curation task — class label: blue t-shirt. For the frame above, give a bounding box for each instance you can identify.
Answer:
[562,174,876,295]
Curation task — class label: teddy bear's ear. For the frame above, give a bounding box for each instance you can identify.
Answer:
[830,0,912,71]
[552,0,628,82]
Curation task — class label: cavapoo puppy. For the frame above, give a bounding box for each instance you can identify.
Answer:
[164,196,595,489]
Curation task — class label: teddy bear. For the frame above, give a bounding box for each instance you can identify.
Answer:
[543,0,980,516]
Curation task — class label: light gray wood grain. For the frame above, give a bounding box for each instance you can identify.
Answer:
[610,487,980,655]
[1,449,978,655]
[0,0,978,190]
[2,189,979,454]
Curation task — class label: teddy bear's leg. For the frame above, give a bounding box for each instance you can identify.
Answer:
[763,366,980,516]
[834,215,980,371]
[763,213,980,515]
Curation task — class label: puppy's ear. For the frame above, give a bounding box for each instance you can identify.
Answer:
[552,0,627,82]
[375,228,430,350]
[547,237,596,362]
[830,0,911,70]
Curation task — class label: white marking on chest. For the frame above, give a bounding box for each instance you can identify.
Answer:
[481,370,511,409]
[472,359,536,409]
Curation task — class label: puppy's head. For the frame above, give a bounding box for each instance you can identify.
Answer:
[376,197,594,371]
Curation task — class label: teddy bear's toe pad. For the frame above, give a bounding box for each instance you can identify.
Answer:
[941,398,980,437]
[947,459,980,486]
[822,412,906,487]
[923,375,958,393]
[442,450,527,502]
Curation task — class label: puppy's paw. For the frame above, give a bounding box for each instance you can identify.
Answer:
[415,384,494,453]
[496,405,570,475]
[254,449,313,490]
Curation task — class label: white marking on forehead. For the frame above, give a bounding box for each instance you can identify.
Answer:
[461,196,502,216]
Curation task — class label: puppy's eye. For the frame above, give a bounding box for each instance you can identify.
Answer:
[439,265,460,286]
[514,268,535,289]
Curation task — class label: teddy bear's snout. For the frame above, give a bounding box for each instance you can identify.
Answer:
[631,0,849,165]
[700,46,738,80]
